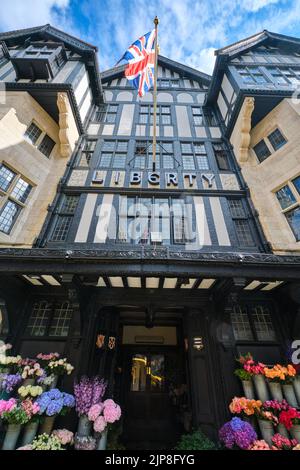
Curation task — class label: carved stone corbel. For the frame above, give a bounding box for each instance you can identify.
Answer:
[57,92,71,158]
[239,96,255,163]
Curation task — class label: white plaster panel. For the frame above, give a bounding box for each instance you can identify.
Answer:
[175,106,192,137]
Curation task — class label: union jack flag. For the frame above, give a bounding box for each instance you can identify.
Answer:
[119,30,156,97]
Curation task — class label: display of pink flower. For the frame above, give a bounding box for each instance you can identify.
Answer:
[52,429,74,445]
[103,399,121,423]
[88,403,104,422]
[0,398,17,416]
[94,415,106,433]
[249,439,271,450]
[272,433,298,450]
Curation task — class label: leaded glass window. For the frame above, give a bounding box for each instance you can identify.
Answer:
[38,134,56,158]
[230,305,253,341]
[24,122,42,144]
[98,140,128,169]
[251,305,276,341]
[253,140,271,162]
[51,195,79,241]
[25,300,73,337]
[268,128,287,151]
[0,164,32,234]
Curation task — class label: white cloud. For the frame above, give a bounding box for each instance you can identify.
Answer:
[241,0,281,12]
[1,0,300,76]
[0,0,70,31]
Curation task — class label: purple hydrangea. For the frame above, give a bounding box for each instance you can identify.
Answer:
[219,417,257,450]
[0,373,22,393]
[48,388,62,400]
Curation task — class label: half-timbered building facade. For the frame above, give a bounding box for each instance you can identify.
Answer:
[0,26,300,449]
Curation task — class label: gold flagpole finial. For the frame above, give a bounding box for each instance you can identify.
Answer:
[154,16,159,26]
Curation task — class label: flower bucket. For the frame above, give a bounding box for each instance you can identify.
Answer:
[242,380,255,399]
[2,424,22,450]
[258,419,274,446]
[268,382,283,402]
[39,416,56,435]
[290,425,300,443]
[253,375,269,402]
[77,415,91,437]
[23,378,35,386]
[21,421,39,446]
[277,423,290,439]
[283,384,298,408]
[293,376,300,404]
[48,376,58,390]
[97,428,108,450]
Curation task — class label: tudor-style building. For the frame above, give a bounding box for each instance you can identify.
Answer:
[0,26,300,449]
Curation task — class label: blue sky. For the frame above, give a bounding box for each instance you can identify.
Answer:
[1,0,300,74]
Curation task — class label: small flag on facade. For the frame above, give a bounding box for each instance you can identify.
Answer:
[117,30,156,97]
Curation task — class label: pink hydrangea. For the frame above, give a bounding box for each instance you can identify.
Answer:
[52,429,74,445]
[103,399,121,423]
[94,415,106,433]
[88,403,103,422]
[0,398,17,416]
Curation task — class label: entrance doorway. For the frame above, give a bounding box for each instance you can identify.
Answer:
[118,321,187,450]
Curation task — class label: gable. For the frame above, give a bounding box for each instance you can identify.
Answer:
[101,55,211,89]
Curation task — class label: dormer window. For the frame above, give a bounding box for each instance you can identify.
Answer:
[10,42,66,80]
[24,121,56,158]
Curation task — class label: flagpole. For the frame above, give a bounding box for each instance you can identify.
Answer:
[152,16,159,172]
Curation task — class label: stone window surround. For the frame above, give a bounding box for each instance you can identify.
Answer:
[23,120,56,159]
[0,162,34,235]
[251,126,288,163]
[273,176,300,242]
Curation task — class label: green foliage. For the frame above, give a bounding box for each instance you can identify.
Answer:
[174,429,217,450]
[234,368,252,381]
[2,407,29,425]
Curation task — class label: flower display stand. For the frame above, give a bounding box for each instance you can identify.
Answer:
[77,415,92,437]
[39,416,56,435]
[23,378,35,386]
[290,425,300,443]
[97,428,108,450]
[48,376,58,390]
[293,377,300,404]
[258,419,274,446]
[268,382,283,402]
[277,423,289,438]
[283,384,298,408]
[21,421,39,445]
[253,375,269,403]
[2,424,22,450]
[242,380,255,400]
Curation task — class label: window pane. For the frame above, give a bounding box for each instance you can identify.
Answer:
[150,355,165,391]
[10,178,32,203]
[61,195,79,214]
[99,153,112,167]
[251,305,276,341]
[196,155,209,170]
[253,140,271,162]
[276,185,296,209]
[130,354,147,391]
[38,134,55,157]
[230,305,253,340]
[214,145,229,170]
[26,301,52,336]
[49,301,73,337]
[162,154,174,169]
[0,200,20,234]
[113,154,126,168]
[181,143,192,153]
[0,165,16,192]
[234,220,254,246]
[182,155,195,170]
[268,128,287,151]
[24,122,42,144]
[228,199,245,218]
[102,141,115,151]
[292,176,300,195]
[285,206,300,241]
[51,216,72,241]
[116,141,128,151]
